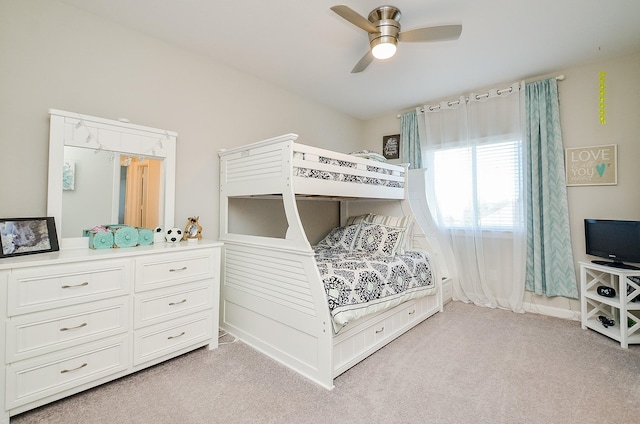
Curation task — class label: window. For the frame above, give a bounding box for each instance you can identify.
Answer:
[432,139,522,229]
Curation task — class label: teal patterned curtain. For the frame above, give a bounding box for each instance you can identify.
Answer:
[400,109,422,169]
[525,78,578,298]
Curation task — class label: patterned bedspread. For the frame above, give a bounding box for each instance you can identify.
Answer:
[295,166,403,188]
[314,247,436,333]
[292,153,404,189]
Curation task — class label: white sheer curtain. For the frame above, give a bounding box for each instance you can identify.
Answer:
[419,82,526,312]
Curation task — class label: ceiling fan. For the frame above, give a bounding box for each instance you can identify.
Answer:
[330,4,462,73]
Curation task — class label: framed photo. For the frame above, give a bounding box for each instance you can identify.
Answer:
[382,134,400,160]
[0,217,59,258]
[183,216,203,241]
[565,144,617,186]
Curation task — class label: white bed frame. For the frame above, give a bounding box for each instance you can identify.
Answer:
[218,133,442,389]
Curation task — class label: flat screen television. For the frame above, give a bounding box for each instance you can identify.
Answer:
[584,219,640,270]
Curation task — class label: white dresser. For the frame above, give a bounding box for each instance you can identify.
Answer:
[0,240,222,423]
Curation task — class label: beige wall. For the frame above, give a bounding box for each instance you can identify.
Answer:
[2,1,638,315]
[0,0,363,239]
[363,51,640,316]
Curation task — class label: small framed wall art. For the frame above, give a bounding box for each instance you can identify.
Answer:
[382,134,400,160]
[565,144,617,186]
[0,217,59,258]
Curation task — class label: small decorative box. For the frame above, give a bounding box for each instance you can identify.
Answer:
[109,225,139,248]
[87,230,114,249]
[153,226,165,243]
[137,227,154,246]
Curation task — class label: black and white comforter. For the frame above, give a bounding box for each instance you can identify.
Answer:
[294,167,403,188]
[292,152,404,189]
[314,247,436,332]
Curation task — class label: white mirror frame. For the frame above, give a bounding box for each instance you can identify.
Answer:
[47,109,177,249]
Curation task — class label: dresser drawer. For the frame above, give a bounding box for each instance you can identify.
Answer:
[6,298,129,362]
[134,282,212,329]
[135,250,215,292]
[133,311,212,366]
[6,336,128,409]
[8,259,131,316]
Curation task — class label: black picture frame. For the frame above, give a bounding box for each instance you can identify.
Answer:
[382,134,400,160]
[0,217,59,258]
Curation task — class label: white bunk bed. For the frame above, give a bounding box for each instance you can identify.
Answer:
[218,133,442,389]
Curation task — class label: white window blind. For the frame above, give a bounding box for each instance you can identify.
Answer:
[432,139,522,229]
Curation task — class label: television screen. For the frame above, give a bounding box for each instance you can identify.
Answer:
[584,219,640,269]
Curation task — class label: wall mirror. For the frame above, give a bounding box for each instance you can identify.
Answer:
[47,109,177,248]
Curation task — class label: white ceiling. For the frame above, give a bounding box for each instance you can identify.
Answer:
[57,0,640,120]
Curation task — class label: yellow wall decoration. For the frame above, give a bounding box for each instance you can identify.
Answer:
[599,71,606,124]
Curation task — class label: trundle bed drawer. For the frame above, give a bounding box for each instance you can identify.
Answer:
[8,260,130,316]
[6,336,128,409]
[6,298,129,362]
[347,301,416,346]
[332,295,439,376]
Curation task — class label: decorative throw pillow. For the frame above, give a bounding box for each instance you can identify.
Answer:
[315,224,360,250]
[365,214,413,254]
[352,222,406,256]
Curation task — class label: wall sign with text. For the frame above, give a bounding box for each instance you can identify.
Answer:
[382,134,400,160]
[565,144,617,186]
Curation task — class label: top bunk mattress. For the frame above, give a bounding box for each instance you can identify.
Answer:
[219,133,406,199]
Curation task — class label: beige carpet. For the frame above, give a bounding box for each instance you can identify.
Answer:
[12,301,640,424]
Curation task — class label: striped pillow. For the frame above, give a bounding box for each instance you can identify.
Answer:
[345,214,372,226]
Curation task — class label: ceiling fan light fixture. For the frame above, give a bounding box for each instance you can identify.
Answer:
[331,4,462,72]
[371,37,397,60]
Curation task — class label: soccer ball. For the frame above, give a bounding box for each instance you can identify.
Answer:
[165,227,183,243]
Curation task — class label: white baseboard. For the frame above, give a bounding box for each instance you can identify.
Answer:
[522,301,580,321]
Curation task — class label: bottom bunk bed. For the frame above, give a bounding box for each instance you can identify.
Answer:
[221,233,441,389]
[218,134,443,389]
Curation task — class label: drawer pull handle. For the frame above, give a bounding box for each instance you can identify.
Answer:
[60,322,88,332]
[375,327,385,334]
[408,309,416,315]
[61,282,89,289]
[169,299,187,306]
[169,266,187,272]
[168,331,186,340]
[60,363,88,374]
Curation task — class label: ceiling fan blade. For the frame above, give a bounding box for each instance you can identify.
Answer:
[331,5,378,33]
[398,25,462,43]
[351,50,374,73]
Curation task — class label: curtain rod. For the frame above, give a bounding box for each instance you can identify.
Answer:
[396,74,565,118]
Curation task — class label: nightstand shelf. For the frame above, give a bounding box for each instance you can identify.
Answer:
[580,262,640,348]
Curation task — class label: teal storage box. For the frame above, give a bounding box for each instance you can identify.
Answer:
[109,225,139,248]
[87,230,114,249]
[137,227,154,246]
